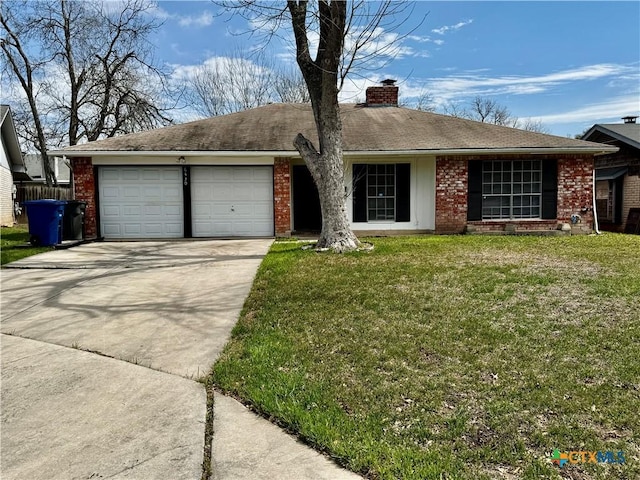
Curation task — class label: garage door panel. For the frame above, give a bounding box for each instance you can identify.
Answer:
[102,205,120,217]
[123,224,142,235]
[99,167,183,239]
[102,186,120,199]
[142,170,161,181]
[232,169,253,181]
[191,166,273,237]
[233,204,257,216]
[165,223,183,235]
[123,205,142,217]
[210,184,233,201]
[253,204,272,216]
[212,222,233,235]
[165,205,182,216]
[163,187,182,201]
[123,186,141,198]
[252,184,272,198]
[102,224,122,235]
[192,203,212,217]
[142,186,161,199]
[122,170,140,181]
[144,205,163,216]
[212,168,233,181]
[193,185,213,201]
[101,170,120,181]
[252,169,272,182]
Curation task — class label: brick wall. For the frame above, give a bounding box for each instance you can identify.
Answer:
[557,157,594,231]
[435,154,597,234]
[71,157,97,238]
[434,157,467,233]
[274,157,291,237]
[622,173,640,231]
[365,85,399,106]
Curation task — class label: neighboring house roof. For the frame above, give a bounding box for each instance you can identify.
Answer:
[52,103,617,157]
[582,123,640,151]
[0,105,30,180]
[23,154,72,183]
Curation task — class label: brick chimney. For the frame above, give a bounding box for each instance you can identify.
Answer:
[365,79,398,107]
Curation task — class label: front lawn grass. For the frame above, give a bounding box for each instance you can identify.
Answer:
[1,226,51,265]
[213,234,639,479]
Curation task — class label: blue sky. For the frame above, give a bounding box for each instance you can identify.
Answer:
[152,1,639,137]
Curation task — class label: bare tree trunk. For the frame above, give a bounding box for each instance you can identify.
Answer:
[288,0,359,252]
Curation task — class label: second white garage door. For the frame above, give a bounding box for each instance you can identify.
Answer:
[191,166,274,237]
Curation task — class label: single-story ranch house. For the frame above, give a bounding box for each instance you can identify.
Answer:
[51,83,617,239]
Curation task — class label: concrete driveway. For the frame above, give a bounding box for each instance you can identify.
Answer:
[1,240,270,377]
[1,240,360,480]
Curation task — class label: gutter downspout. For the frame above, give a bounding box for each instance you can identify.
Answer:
[592,169,600,234]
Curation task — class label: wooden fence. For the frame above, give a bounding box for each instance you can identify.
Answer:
[14,184,73,224]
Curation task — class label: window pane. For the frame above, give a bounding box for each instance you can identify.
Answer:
[367,164,396,221]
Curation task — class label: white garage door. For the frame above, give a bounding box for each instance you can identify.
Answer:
[191,166,273,237]
[99,167,183,238]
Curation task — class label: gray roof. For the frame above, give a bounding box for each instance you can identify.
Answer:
[1,105,29,179]
[582,123,640,150]
[54,103,617,156]
[1,105,23,164]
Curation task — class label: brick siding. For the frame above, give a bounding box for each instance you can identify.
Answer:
[434,157,468,233]
[557,157,594,232]
[71,157,97,238]
[435,154,597,234]
[274,157,292,237]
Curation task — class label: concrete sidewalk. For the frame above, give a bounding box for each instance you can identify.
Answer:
[1,241,361,479]
[1,334,205,480]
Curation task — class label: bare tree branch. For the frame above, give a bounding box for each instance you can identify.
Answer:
[1,0,173,167]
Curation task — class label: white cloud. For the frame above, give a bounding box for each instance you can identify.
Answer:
[432,19,473,35]
[177,11,214,28]
[529,95,640,125]
[147,5,214,28]
[421,63,638,102]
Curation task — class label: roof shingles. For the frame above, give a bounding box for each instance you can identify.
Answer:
[58,103,616,154]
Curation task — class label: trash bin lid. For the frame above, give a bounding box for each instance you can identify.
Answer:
[23,199,68,205]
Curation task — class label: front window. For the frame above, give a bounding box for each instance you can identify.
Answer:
[482,160,541,219]
[367,164,396,220]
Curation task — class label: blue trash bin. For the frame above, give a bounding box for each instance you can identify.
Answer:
[23,200,67,246]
